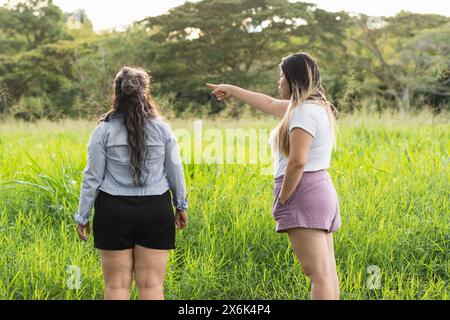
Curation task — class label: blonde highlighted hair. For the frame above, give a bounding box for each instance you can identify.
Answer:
[270,52,339,157]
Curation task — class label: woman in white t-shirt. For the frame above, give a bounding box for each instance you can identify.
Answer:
[207,52,341,300]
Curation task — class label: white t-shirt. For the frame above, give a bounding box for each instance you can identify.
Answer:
[272,100,333,178]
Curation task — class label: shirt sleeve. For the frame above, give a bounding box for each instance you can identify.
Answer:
[163,126,189,211]
[74,122,107,225]
[289,105,318,138]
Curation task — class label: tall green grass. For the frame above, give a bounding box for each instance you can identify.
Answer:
[0,110,449,299]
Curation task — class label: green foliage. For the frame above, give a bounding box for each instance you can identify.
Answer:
[0,0,449,120]
[0,114,449,299]
[0,0,72,51]
[342,12,450,112]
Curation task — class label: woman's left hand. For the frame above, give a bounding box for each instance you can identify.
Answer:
[278,192,292,205]
[175,209,188,230]
[278,196,288,205]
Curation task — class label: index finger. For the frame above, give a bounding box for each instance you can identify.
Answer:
[206,83,218,90]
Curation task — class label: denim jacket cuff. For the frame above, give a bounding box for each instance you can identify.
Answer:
[173,198,188,211]
[74,212,90,225]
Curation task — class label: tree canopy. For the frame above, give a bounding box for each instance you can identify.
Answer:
[0,0,448,120]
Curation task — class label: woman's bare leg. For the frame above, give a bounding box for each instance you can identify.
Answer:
[133,245,169,300]
[98,248,134,300]
[287,227,336,300]
[326,232,340,299]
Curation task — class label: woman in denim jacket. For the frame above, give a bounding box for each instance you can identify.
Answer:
[75,66,188,300]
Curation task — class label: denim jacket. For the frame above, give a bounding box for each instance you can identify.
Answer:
[74,113,188,225]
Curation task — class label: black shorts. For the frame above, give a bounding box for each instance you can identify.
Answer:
[93,189,176,250]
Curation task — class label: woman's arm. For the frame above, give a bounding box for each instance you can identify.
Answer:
[75,124,107,225]
[278,128,314,204]
[75,123,107,241]
[164,136,188,209]
[164,131,189,229]
[206,83,288,117]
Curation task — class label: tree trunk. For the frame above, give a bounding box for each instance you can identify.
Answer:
[401,86,410,113]
[393,86,410,115]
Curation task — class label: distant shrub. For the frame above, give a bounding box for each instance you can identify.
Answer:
[9,96,49,122]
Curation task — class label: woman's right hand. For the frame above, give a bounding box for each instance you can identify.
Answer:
[206,83,233,101]
[208,82,288,117]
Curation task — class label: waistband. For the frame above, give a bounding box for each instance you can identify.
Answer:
[274,169,328,183]
[98,188,170,200]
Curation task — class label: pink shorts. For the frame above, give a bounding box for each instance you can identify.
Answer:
[272,170,341,233]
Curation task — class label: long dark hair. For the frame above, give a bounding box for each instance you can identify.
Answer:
[98,66,160,186]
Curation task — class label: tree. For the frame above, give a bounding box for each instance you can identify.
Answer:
[0,0,75,119]
[0,0,71,51]
[401,24,450,110]
[139,0,324,114]
[345,12,450,112]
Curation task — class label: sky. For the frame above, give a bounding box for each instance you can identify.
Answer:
[1,0,450,31]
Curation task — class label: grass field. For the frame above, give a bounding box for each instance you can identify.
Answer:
[0,110,449,300]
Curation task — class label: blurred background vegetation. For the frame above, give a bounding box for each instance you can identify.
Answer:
[0,0,449,121]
